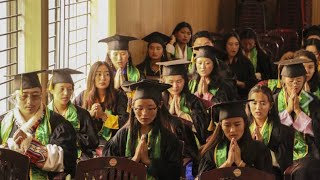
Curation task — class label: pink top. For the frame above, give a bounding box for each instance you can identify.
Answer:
[279,110,314,136]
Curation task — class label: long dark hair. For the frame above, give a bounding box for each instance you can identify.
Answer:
[127,99,163,155]
[239,28,266,54]
[141,42,169,75]
[200,115,252,157]
[222,31,249,63]
[83,61,117,112]
[246,85,280,125]
[294,49,319,93]
[171,21,193,47]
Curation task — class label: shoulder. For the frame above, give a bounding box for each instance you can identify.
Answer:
[48,109,74,131]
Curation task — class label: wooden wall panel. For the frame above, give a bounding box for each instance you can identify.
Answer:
[312,0,320,25]
[116,0,221,65]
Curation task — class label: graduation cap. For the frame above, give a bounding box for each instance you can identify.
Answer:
[121,79,171,105]
[46,68,83,90]
[142,32,171,45]
[5,70,46,93]
[156,59,190,76]
[98,34,138,50]
[303,25,320,39]
[274,58,312,78]
[193,45,222,60]
[211,100,252,122]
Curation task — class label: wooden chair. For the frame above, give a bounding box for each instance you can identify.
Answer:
[75,156,147,180]
[0,148,30,180]
[199,166,275,180]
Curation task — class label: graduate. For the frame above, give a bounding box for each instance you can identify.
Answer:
[99,34,142,89]
[189,45,236,108]
[137,32,170,81]
[46,68,99,159]
[103,79,182,180]
[0,70,77,179]
[156,59,210,146]
[247,85,294,179]
[198,100,273,175]
[73,61,128,149]
[273,58,320,179]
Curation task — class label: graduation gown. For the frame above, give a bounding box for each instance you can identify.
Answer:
[198,139,273,175]
[0,108,77,179]
[74,90,129,145]
[256,48,272,80]
[136,60,161,81]
[274,91,320,179]
[103,126,182,180]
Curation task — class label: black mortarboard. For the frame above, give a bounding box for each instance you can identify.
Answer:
[142,32,171,45]
[274,58,312,78]
[156,59,190,76]
[47,68,83,86]
[303,25,320,39]
[5,70,46,92]
[121,79,171,104]
[193,45,221,60]
[212,100,252,122]
[98,34,138,50]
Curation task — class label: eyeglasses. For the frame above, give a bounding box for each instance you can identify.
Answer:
[133,106,157,113]
[18,93,42,101]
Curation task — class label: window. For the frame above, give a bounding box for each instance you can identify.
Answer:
[49,0,91,97]
[0,0,21,116]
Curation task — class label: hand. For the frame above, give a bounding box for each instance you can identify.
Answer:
[89,108,97,118]
[197,78,203,96]
[286,92,295,114]
[13,129,27,147]
[114,68,122,89]
[169,96,176,115]
[226,139,235,167]
[304,82,310,92]
[253,126,263,142]
[95,104,107,120]
[255,73,262,81]
[236,80,245,88]
[202,77,210,94]
[132,135,144,162]
[233,140,242,166]
[169,35,176,45]
[140,135,151,165]
[293,95,301,116]
[174,95,183,116]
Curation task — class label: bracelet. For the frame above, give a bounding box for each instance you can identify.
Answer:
[239,160,244,167]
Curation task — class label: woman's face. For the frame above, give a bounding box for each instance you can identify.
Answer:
[163,75,185,96]
[108,50,129,69]
[283,76,305,94]
[148,43,163,60]
[94,64,111,90]
[226,36,240,57]
[196,57,214,77]
[133,99,158,126]
[241,38,255,53]
[51,83,73,106]
[175,27,191,44]
[221,117,245,141]
[303,61,316,82]
[248,92,271,121]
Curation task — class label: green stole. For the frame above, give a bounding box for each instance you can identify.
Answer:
[214,141,228,168]
[267,79,279,92]
[100,109,114,141]
[127,63,140,82]
[1,108,52,179]
[277,89,309,160]
[249,119,273,145]
[188,79,219,97]
[47,101,81,158]
[249,48,258,72]
[313,87,320,99]
[125,129,161,180]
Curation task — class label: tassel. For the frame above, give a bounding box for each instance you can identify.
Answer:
[276,64,281,88]
[48,79,53,91]
[19,74,23,95]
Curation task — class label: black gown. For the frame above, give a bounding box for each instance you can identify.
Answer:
[74,90,129,145]
[74,105,99,158]
[103,126,182,180]
[0,109,77,179]
[136,60,160,81]
[273,92,320,179]
[198,139,273,175]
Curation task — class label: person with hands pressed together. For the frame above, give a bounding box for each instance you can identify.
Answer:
[198,100,272,175]
[273,58,320,179]
[103,80,182,180]
[0,70,77,179]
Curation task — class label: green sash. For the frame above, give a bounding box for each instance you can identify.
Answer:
[249,120,273,145]
[179,94,191,115]
[313,87,320,99]
[214,141,228,168]
[1,107,52,179]
[127,63,140,82]
[277,89,309,160]
[267,79,279,92]
[188,79,219,97]
[125,130,161,180]
[249,48,258,72]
